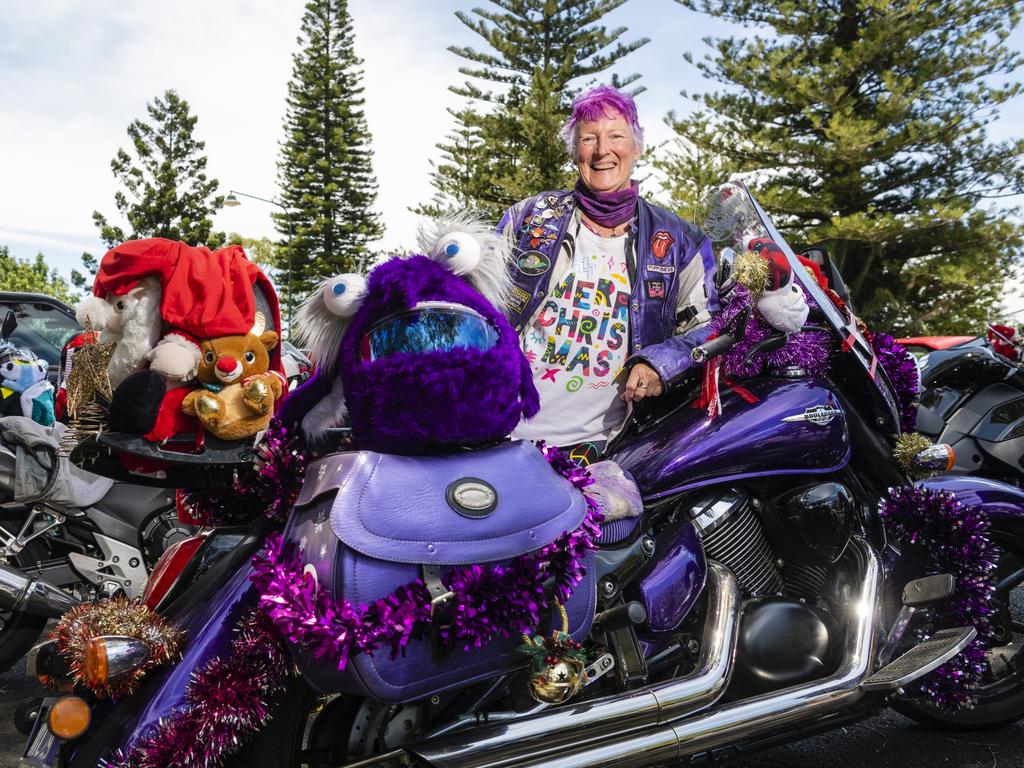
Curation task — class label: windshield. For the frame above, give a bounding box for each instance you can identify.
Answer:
[700,181,902,432]
[1,301,82,366]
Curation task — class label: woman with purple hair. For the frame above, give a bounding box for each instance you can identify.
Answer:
[499,85,718,463]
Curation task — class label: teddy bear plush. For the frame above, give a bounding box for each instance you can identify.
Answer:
[181,330,285,441]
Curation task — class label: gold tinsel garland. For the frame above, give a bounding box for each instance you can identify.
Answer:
[59,326,115,455]
[892,432,936,477]
[732,250,770,295]
[48,595,184,698]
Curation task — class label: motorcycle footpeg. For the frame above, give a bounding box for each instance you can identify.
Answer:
[902,574,955,607]
[862,626,976,692]
[592,601,647,633]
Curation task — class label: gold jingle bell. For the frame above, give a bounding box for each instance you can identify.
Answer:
[527,656,585,704]
[244,377,270,404]
[196,393,221,417]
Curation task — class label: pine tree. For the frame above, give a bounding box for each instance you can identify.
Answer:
[0,247,78,306]
[662,0,1024,334]
[277,0,383,313]
[93,90,224,250]
[421,0,649,220]
[70,252,99,296]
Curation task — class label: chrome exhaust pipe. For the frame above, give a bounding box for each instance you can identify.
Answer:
[412,538,880,768]
[413,560,742,768]
[0,562,80,618]
[508,537,882,768]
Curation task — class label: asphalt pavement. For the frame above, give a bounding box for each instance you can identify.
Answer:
[1,664,1021,768]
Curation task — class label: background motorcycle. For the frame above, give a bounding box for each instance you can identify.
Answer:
[0,305,193,672]
[0,432,193,672]
[26,183,1024,768]
[915,323,1024,485]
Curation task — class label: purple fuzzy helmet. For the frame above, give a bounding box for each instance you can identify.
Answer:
[337,256,538,454]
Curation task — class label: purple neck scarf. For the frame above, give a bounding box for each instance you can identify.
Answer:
[573,179,639,228]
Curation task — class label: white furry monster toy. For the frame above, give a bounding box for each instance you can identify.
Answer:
[291,213,512,442]
[76,276,165,389]
[75,277,202,391]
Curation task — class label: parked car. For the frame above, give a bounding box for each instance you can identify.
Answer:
[0,292,82,387]
[280,340,313,390]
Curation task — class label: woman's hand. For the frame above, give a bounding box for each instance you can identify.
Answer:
[622,362,664,402]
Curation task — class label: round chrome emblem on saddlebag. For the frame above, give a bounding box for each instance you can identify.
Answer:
[446,478,498,518]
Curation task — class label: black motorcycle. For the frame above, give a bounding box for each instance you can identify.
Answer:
[0,426,193,672]
[916,325,1024,485]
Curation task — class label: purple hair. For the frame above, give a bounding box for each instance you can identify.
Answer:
[562,85,644,159]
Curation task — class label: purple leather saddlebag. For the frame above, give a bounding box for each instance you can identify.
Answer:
[282,440,597,703]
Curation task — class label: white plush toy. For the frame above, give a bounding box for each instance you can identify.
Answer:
[76,276,164,388]
[293,273,367,441]
[75,276,200,389]
[755,248,809,335]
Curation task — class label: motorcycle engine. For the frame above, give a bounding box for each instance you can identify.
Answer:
[688,484,854,693]
[689,489,782,596]
[141,508,194,568]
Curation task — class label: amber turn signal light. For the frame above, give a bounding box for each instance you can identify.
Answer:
[85,637,108,687]
[85,636,151,687]
[47,695,91,740]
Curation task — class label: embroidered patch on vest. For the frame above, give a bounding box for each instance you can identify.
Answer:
[516,250,551,276]
[647,263,675,274]
[652,231,674,259]
[645,279,666,300]
[508,284,531,314]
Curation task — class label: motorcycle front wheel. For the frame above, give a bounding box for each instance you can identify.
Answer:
[893,518,1024,730]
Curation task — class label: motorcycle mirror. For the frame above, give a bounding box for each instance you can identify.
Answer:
[716,247,737,294]
[1,310,16,341]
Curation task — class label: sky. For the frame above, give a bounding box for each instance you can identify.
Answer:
[1,0,1022,313]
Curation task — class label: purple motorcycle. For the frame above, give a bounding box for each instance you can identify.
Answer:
[18,184,1024,768]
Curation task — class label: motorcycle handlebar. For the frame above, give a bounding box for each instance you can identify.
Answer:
[691,334,735,363]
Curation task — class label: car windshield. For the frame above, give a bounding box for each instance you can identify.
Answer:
[2,301,82,366]
[700,181,902,432]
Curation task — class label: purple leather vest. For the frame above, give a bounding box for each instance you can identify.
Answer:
[499,191,718,385]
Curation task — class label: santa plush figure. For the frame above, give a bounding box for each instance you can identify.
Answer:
[749,238,810,335]
[81,238,282,442]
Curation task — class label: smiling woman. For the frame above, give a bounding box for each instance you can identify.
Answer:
[497,85,720,463]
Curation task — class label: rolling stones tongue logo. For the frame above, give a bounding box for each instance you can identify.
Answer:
[652,231,674,259]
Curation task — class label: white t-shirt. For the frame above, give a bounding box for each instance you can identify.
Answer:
[514,225,631,446]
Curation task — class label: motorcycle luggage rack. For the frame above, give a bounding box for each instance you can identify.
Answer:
[69,431,254,489]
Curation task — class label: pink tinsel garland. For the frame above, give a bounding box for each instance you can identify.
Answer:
[880,486,997,710]
[178,419,307,526]
[111,609,292,768]
[251,443,604,669]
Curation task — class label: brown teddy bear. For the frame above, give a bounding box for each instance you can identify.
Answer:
[181,330,285,441]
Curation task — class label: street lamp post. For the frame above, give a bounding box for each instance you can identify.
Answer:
[224,190,294,334]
